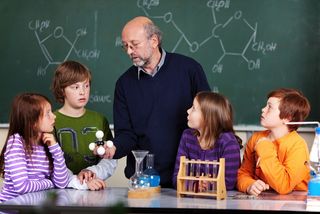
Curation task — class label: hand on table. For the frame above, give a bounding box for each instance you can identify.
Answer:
[246,179,269,196]
[87,178,106,191]
[78,169,96,184]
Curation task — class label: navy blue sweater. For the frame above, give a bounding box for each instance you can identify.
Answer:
[113,52,210,187]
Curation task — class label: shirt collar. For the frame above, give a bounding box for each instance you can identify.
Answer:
[137,48,166,80]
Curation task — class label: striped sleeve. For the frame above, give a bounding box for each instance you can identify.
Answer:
[4,136,54,194]
[48,143,68,188]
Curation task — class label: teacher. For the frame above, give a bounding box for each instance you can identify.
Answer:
[105,16,210,188]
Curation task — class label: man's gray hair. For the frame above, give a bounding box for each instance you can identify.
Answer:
[144,22,163,47]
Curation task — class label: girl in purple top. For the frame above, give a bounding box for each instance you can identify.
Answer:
[172,91,242,190]
[0,93,68,202]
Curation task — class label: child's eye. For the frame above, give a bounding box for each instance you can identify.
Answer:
[44,110,51,118]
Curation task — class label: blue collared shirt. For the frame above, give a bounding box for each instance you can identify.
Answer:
[137,48,166,80]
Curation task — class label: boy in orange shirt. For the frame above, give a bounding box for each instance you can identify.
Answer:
[237,88,311,196]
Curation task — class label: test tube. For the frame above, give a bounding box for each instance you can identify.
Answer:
[184,160,189,191]
[195,160,201,177]
[204,161,211,193]
[211,161,217,193]
[188,160,195,191]
[193,160,201,193]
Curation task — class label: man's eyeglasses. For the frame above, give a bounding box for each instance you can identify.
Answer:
[121,40,146,52]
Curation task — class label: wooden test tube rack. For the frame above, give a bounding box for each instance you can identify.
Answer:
[177,157,226,200]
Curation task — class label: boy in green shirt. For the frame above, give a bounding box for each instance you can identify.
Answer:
[52,60,117,189]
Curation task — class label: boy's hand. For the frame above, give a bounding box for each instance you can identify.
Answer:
[42,133,57,147]
[87,178,106,191]
[78,169,96,184]
[254,137,271,151]
[246,179,269,196]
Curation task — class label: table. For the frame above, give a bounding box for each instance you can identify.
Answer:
[0,188,317,213]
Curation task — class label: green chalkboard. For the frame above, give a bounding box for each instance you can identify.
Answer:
[1,0,319,125]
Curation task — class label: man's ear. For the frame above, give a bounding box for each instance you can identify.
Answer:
[150,34,159,48]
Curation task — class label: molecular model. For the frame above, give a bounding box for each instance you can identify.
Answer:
[88,130,113,155]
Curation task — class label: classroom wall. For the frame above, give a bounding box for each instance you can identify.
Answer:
[0,127,315,188]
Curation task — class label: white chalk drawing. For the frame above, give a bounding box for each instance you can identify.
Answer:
[28,12,110,104]
[28,11,100,77]
[131,0,277,92]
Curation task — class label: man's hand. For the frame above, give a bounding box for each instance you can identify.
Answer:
[78,169,96,184]
[93,144,116,159]
[246,179,269,196]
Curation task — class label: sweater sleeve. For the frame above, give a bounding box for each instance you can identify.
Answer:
[190,60,211,95]
[48,143,68,188]
[237,133,260,193]
[4,137,54,194]
[113,79,138,159]
[255,135,310,194]
[103,116,114,141]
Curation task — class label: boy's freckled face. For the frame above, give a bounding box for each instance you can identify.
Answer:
[64,80,90,109]
[260,97,283,129]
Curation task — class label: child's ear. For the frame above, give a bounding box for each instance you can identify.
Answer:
[282,117,291,124]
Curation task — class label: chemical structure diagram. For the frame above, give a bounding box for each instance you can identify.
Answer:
[28,19,100,76]
[135,0,277,74]
[28,17,110,105]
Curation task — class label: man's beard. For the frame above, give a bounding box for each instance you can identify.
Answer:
[131,45,153,68]
[132,57,147,67]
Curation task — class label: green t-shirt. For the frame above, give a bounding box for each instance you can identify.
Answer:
[54,109,113,174]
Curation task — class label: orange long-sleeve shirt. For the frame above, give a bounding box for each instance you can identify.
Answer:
[237,130,310,194]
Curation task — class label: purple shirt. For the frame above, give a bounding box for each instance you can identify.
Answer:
[172,129,241,190]
[0,133,68,202]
